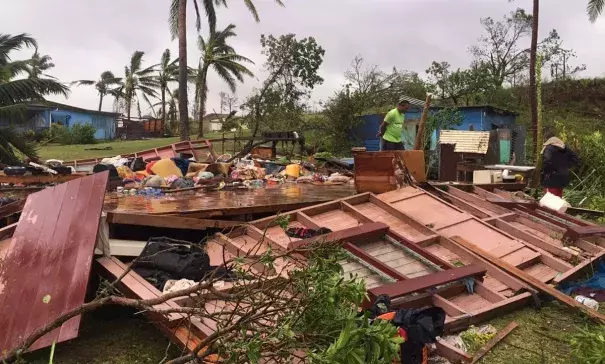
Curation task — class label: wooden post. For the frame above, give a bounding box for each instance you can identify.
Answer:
[414,94,432,150]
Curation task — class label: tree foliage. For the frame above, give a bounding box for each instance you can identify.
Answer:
[0,33,69,163]
[118,51,159,120]
[195,24,253,137]
[236,33,325,157]
[72,71,122,111]
[470,9,560,88]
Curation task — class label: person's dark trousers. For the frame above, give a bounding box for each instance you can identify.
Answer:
[382,139,405,151]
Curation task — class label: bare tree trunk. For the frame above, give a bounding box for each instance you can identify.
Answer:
[178,0,189,141]
[197,64,209,138]
[529,0,540,158]
[98,94,104,112]
[161,87,167,131]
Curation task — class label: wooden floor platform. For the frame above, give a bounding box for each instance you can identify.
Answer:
[104,183,357,218]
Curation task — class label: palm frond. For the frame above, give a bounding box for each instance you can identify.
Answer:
[0,127,38,164]
[588,0,605,22]
[0,104,27,120]
[168,0,180,40]
[214,64,237,92]
[0,78,70,105]
[162,49,171,68]
[243,0,260,22]
[203,0,217,31]
[130,51,145,73]
[71,79,95,86]
[0,34,37,63]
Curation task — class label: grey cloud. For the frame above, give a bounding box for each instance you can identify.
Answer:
[1,0,604,115]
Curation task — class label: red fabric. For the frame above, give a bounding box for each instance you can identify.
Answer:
[145,160,158,175]
[544,187,563,198]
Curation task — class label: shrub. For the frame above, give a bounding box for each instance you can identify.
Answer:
[49,123,96,145]
[70,124,96,144]
[50,124,71,144]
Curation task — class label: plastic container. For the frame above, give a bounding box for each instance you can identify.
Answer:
[575,295,599,310]
[539,192,571,213]
[285,164,301,178]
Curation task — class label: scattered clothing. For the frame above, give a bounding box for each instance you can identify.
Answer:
[170,177,195,189]
[171,157,191,176]
[541,137,580,189]
[162,279,197,294]
[130,157,147,172]
[285,227,332,239]
[560,263,605,302]
[116,165,136,180]
[197,171,214,180]
[144,175,165,188]
[151,159,183,178]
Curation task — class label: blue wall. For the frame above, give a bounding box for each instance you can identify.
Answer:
[48,109,116,139]
[351,106,517,151]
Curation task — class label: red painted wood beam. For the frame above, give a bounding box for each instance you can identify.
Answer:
[287,222,389,250]
[364,264,486,306]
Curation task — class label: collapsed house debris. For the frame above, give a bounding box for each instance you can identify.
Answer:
[1,144,605,362]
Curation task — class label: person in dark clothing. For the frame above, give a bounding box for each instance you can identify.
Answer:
[541,130,580,198]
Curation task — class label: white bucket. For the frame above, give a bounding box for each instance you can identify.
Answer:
[539,192,571,214]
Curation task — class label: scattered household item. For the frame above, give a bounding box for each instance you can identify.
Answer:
[150,158,183,178]
[144,175,165,188]
[170,177,195,190]
[3,166,27,176]
[472,170,493,184]
[285,164,301,178]
[575,295,599,310]
[132,237,235,291]
[198,171,214,180]
[539,192,571,214]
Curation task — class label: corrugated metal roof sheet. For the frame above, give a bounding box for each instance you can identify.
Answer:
[399,95,426,108]
[439,130,490,154]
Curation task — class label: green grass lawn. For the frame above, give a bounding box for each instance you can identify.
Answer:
[35,131,251,161]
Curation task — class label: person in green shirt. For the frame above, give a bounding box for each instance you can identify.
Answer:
[377,100,410,150]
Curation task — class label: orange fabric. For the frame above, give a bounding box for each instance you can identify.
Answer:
[377,311,396,321]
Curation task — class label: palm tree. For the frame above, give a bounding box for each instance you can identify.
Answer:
[529,0,539,159]
[121,51,159,121]
[0,33,69,163]
[155,49,179,127]
[195,24,253,137]
[26,49,55,79]
[72,71,122,111]
[168,0,283,141]
[588,0,604,21]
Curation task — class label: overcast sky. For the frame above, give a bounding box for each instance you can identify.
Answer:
[2,0,604,115]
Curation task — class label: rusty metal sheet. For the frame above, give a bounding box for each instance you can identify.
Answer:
[104,184,357,217]
[0,172,109,354]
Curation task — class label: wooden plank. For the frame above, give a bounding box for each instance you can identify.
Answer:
[369,194,435,235]
[432,294,469,317]
[0,172,109,354]
[493,219,573,260]
[436,338,473,363]
[553,250,605,284]
[107,212,240,230]
[0,173,85,185]
[344,242,408,281]
[0,199,25,219]
[445,187,511,215]
[471,322,519,363]
[364,265,486,305]
[288,222,389,250]
[450,236,605,324]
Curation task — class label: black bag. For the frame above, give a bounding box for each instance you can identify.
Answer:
[133,237,235,290]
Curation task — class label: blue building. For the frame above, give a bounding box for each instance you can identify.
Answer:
[351,104,518,152]
[0,101,120,140]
